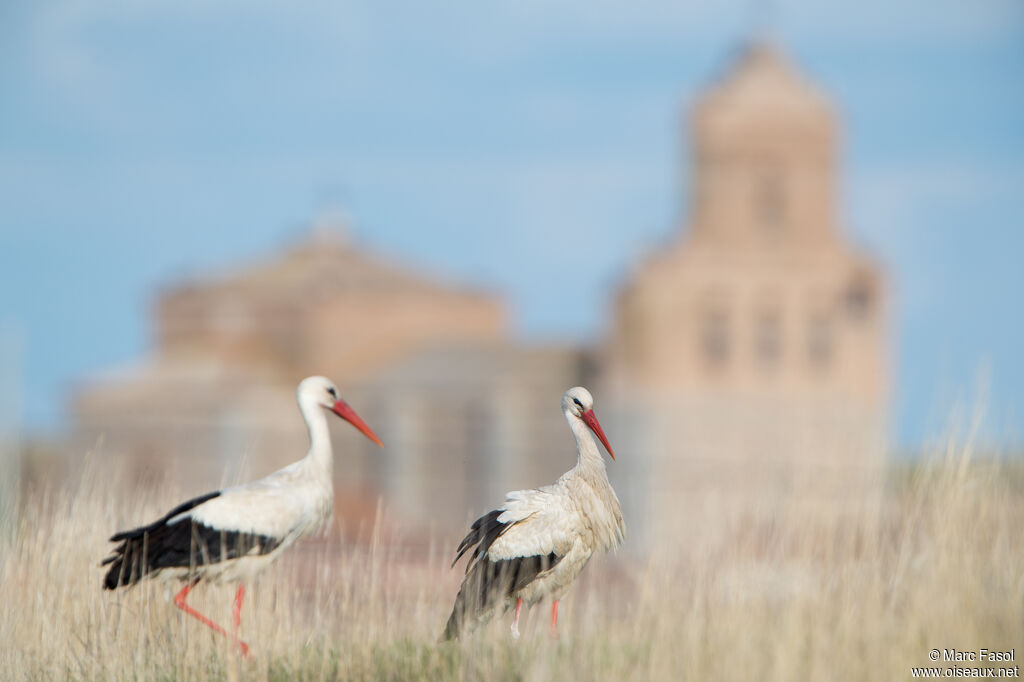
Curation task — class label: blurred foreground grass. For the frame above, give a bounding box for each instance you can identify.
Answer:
[1,444,1022,681]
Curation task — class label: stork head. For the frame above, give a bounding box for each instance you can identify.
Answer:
[563,386,615,460]
[298,376,383,447]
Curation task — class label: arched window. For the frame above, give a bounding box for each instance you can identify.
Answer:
[807,313,833,369]
[845,275,875,322]
[700,306,730,368]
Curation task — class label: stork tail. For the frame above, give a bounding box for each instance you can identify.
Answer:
[441,552,560,640]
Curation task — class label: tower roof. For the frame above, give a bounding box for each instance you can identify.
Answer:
[692,40,835,146]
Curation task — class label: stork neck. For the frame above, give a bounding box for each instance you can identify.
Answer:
[566,410,607,474]
[299,396,334,474]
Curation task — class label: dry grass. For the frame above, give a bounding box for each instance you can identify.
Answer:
[2,445,1022,681]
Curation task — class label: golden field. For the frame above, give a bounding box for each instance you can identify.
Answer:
[1,444,1022,681]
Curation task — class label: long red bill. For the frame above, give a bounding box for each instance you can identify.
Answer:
[332,400,384,447]
[581,408,615,460]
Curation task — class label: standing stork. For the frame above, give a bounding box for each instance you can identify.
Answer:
[102,376,383,654]
[442,386,624,641]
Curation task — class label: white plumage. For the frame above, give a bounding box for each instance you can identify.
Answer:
[443,386,625,640]
[102,375,382,653]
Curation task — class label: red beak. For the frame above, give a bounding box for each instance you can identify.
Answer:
[581,409,615,460]
[331,400,384,447]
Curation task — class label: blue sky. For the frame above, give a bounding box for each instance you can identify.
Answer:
[1,1,1022,449]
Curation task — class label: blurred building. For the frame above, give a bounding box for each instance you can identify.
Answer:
[72,41,887,544]
[605,42,887,546]
[155,220,504,385]
[360,344,596,527]
[73,222,511,503]
[73,219,596,532]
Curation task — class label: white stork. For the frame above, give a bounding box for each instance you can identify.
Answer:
[102,376,382,654]
[442,386,625,640]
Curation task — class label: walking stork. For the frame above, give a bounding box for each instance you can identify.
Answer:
[102,376,383,654]
[442,386,625,640]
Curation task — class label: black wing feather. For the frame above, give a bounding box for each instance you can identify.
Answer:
[109,491,221,542]
[102,490,282,590]
[442,508,562,640]
[451,509,506,570]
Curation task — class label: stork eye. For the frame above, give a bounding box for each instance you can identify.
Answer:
[572,397,583,409]
[327,387,337,399]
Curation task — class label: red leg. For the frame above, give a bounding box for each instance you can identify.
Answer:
[173,582,249,655]
[232,584,249,656]
[174,582,228,637]
[550,600,559,638]
[510,597,523,639]
[232,584,245,630]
